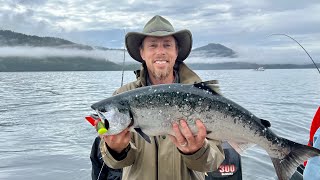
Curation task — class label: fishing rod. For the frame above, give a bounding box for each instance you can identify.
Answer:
[120,29,126,86]
[270,33,320,75]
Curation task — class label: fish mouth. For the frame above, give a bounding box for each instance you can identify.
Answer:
[128,109,134,127]
[95,107,134,135]
[96,110,110,130]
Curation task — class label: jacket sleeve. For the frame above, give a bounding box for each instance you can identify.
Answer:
[180,139,225,172]
[99,136,138,169]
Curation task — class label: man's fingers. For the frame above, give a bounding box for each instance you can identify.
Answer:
[169,119,207,154]
[195,120,207,141]
[120,128,129,136]
[124,129,132,142]
[172,122,186,145]
[102,128,132,153]
[103,128,130,143]
[180,120,195,144]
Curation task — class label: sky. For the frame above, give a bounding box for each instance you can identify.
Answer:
[0,0,320,64]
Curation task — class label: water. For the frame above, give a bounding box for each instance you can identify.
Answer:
[0,69,319,180]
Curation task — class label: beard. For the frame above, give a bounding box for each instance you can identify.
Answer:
[150,67,171,81]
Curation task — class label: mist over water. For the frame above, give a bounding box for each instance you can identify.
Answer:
[0,69,319,179]
[0,46,135,63]
[1,45,319,64]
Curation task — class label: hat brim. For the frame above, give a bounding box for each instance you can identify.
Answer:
[125,29,192,63]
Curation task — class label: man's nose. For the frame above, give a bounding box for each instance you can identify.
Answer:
[155,44,165,55]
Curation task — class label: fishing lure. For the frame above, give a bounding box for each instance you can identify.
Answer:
[85,114,108,135]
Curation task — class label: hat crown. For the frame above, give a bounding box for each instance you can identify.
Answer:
[125,15,192,62]
[143,15,175,34]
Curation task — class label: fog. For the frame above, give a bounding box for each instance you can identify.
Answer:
[0,46,136,64]
[0,45,318,65]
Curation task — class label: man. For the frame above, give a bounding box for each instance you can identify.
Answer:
[91,15,225,180]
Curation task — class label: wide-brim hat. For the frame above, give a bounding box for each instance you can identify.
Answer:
[125,15,192,63]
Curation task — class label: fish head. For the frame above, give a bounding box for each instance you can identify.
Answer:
[96,104,132,136]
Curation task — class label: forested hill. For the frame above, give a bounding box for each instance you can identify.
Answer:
[190,43,237,58]
[0,30,130,71]
[0,30,93,50]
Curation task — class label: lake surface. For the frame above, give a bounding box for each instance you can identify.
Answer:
[0,69,319,180]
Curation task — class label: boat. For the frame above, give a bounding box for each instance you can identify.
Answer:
[254,67,265,71]
[206,142,242,179]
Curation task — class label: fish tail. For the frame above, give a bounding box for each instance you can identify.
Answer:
[270,139,320,180]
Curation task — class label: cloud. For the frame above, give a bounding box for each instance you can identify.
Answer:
[0,0,319,64]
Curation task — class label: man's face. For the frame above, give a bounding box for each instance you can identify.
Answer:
[140,36,178,81]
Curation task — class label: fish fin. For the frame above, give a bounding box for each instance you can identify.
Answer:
[206,130,212,135]
[260,118,271,128]
[227,141,255,155]
[269,138,320,180]
[201,80,219,85]
[193,80,221,95]
[271,158,286,180]
[134,128,151,143]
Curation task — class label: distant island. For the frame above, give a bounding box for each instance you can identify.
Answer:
[0,30,318,72]
[191,43,237,58]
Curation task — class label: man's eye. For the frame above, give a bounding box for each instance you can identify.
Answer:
[164,44,172,47]
[149,44,156,48]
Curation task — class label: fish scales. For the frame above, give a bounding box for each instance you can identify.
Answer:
[91,82,320,180]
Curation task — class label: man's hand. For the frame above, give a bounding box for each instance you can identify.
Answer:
[101,128,131,153]
[169,119,207,154]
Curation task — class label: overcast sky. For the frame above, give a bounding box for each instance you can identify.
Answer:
[1,0,320,64]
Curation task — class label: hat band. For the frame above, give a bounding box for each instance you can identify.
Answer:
[143,31,175,37]
[147,29,173,33]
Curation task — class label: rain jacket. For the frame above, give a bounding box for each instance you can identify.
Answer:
[99,62,225,180]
